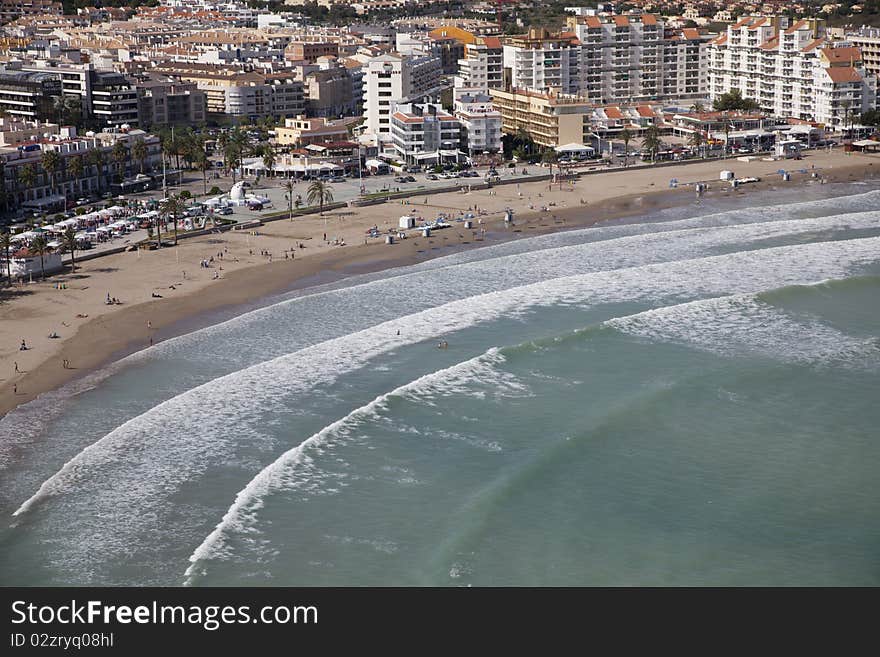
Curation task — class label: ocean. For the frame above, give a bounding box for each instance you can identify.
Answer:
[2,182,879,586]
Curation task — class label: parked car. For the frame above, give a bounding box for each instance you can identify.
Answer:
[394,176,407,183]
[404,175,416,183]
[216,206,233,215]
[248,201,263,211]
[426,174,439,180]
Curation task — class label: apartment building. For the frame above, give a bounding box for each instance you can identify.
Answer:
[0,126,161,211]
[285,41,340,63]
[498,15,708,104]
[0,69,60,120]
[502,28,582,95]
[363,53,442,141]
[845,28,880,79]
[90,71,139,128]
[567,13,708,103]
[274,116,350,146]
[300,59,359,118]
[453,92,502,154]
[19,63,139,129]
[149,64,305,121]
[489,87,592,148]
[707,17,877,128]
[0,0,62,23]
[390,102,463,165]
[137,79,207,128]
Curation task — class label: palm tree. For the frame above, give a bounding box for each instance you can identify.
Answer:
[85,148,105,195]
[160,194,187,246]
[0,230,12,284]
[61,224,78,272]
[688,130,704,158]
[131,139,148,174]
[619,127,633,166]
[306,180,333,215]
[40,150,61,197]
[111,140,128,182]
[689,101,705,113]
[66,156,83,197]
[194,148,210,196]
[722,122,732,158]
[641,126,662,162]
[283,179,295,221]
[262,143,276,177]
[18,164,36,202]
[30,233,49,279]
[541,149,558,179]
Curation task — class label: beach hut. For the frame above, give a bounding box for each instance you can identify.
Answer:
[399,215,416,229]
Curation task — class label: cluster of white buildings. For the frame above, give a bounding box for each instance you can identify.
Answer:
[707,17,877,128]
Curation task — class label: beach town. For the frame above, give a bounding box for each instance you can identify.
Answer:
[1,3,880,412]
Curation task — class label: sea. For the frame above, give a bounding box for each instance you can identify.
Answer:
[1,181,879,586]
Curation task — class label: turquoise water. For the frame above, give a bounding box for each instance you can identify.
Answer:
[2,183,880,586]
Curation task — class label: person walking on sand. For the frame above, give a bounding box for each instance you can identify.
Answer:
[14,361,19,374]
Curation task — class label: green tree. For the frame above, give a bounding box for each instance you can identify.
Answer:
[688,130,704,157]
[0,230,12,284]
[40,150,61,197]
[132,138,148,174]
[86,148,106,195]
[541,148,558,178]
[641,126,663,162]
[306,180,333,215]
[861,109,880,126]
[689,101,705,113]
[30,233,49,279]
[18,164,36,201]
[66,155,83,196]
[160,193,187,246]
[712,89,760,112]
[619,127,633,166]
[283,179,296,221]
[262,143,276,176]
[111,141,128,182]
[61,224,78,272]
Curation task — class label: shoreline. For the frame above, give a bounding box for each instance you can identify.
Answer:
[3,150,878,417]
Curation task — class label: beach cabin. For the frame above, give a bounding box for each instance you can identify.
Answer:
[8,247,63,278]
[775,140,802,159]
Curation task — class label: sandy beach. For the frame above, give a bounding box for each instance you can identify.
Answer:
[2,148,878,416]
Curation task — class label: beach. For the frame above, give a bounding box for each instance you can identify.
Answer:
[2,148,878,416]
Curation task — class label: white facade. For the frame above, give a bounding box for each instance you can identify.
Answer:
[454,93,502,154]
[390,102,462,164]
[363,53,442,141]
[707,17,878,128]
[501,15,708,104]
[454,40,503,98]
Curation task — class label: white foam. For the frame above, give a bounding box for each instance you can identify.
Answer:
[607,293,880,367]
[16,237,880,523]
[182,347,509,582]
[128,200,880,368]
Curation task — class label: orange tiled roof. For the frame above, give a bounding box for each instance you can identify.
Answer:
[604,106,624,119]
[822,46,862,64]
[612,15,629,27]
[824,66,862,83]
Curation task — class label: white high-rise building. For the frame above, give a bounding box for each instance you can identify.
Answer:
[390,102,463,165]
[499,15,708,104]
[454,37,504,98]
[707,17,877,128]
[453,92,502,154]
[363,53,442,142]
